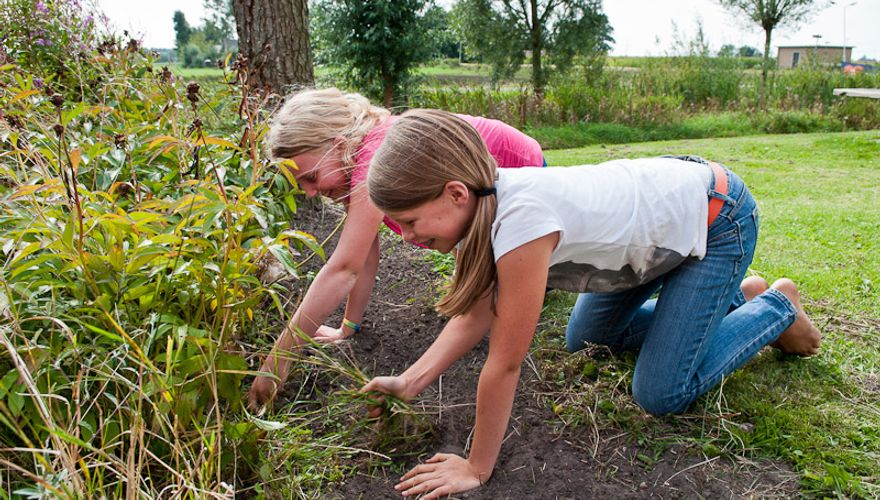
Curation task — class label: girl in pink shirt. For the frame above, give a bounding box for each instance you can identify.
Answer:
[248,88,544,407]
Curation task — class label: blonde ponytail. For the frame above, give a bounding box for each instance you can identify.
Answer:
[267,87,390,171]
[368,110,498,317]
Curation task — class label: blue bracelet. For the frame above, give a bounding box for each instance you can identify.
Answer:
[342,318,362,333]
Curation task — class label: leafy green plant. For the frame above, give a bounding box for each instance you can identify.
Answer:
[0,0,110,96]
[311,0,440,107]
[0,13,340,492]
[0,5,435,491]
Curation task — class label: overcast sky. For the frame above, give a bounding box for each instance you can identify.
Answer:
[95,0,879,60]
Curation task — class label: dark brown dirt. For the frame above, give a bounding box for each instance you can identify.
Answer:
[274,202,799,499]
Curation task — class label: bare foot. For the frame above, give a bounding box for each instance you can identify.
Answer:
[769,278,821,356]
[740,276,782,348]
[741,276,769,301]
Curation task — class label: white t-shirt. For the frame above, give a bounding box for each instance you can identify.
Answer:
[492,158,713,292]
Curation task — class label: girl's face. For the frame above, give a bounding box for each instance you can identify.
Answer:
[386,181,477,254]
[289,144,348,199]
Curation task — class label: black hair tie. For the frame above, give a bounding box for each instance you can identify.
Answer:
[473,186,496,197]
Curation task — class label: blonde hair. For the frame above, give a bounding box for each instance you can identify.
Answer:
[267,88,390,171]
[368,109,498,317]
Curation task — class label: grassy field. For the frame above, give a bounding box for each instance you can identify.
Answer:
[169,61,526,82]
[167,63,225,78]
[171,58,759,81]
[539,130,880,496]
[415,61,531,82]
[523,111,852,150]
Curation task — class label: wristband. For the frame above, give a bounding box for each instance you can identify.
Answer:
[342,318,362,334]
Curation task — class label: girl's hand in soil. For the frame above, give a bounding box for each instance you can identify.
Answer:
[247,354,290,410]
[395,453,484,498]
[313,324,348,343]
[360,376,410,418]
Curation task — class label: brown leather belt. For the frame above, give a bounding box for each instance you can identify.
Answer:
[707,161,728,226]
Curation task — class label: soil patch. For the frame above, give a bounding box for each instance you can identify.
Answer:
[273,202,798,499]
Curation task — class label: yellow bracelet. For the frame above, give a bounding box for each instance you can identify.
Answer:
[342,318,361,333]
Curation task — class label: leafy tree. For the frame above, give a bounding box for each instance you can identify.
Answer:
[173,11,192,55]
[202,0,236,54]
[423,5,460,60]
[311,0,438,107]
[738,45,760,57]
[183,42,205,67]
[183,31,220,67]
[719,44,737,57]
[716,0,830,102]
[232,0,314,91]
[719,43,759,58]
[451,0,612,97]
[171,2,236,68]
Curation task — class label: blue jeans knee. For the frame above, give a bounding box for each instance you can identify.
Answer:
[565,285,660,354]
[631,376,693,415]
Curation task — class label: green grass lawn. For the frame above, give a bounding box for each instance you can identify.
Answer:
[524,111,850,150]
[416,62,490,77]
[540,130,880,497]
[168,64,225,78]
[415,61,531,82]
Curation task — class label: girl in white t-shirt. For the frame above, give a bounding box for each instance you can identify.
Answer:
[360,109,821,499]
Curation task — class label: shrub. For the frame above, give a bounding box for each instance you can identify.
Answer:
[0,21,337,495]
[633,55,744,107]
[410,58,879,141]
[0,0,109,94]
[754,110,844,134]
[832,98,880,130]
[184,42,205,68]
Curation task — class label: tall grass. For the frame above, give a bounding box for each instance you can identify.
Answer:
[410,60,880,148]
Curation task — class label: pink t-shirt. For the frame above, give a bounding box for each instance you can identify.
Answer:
[350,114,544,235]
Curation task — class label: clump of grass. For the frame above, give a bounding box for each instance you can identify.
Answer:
[424,249,455,276]
[246,336,434,497]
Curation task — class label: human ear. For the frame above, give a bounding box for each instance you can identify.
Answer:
[444,181,471,205]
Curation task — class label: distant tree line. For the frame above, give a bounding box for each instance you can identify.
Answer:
[173,0,236,68]
[718,44,761,58]
[184,0,827,107]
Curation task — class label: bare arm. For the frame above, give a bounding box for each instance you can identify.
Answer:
[396,232,558,499]
[339,234,380,336]
[360,291,495,414]
[401,292,495,397]
[275,190,383,348]
[249,187,384,407]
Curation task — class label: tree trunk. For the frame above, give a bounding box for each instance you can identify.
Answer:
[760,27,773,108]
[382,69,394,109]
[530,0,543,98]
[232,0,314,93]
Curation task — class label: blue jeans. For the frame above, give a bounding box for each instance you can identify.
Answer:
[564,164,797,415]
